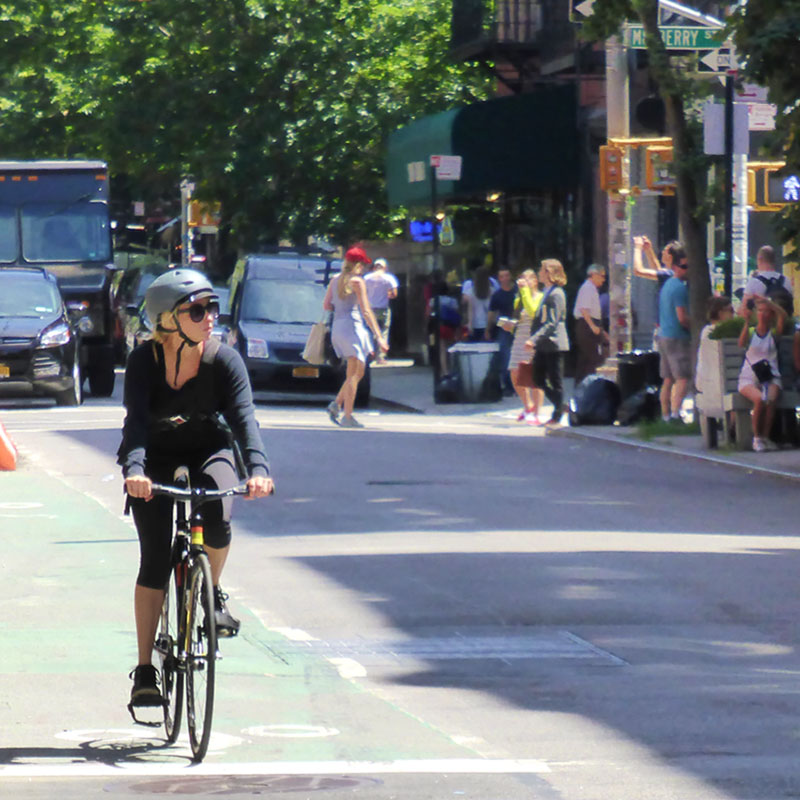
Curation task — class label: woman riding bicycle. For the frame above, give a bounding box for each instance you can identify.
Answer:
[118,268,274,711]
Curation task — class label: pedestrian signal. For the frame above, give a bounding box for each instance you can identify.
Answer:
[599,145,624,193]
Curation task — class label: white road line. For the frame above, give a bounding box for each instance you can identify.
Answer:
[0,758,550,779]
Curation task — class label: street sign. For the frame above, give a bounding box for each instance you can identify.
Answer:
[407,161,425,183]
[697,48,737,72]
[748,102,777,131]
[625,25,725,50]
[429,155,462,181]
[571,0,595,17]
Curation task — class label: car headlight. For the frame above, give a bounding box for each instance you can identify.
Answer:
[39,322,72,347]
[246,338,269,359]
[77,316,94,334]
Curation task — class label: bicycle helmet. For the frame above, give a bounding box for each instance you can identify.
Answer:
[145,268,218,325]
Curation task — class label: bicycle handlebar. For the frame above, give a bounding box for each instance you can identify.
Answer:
[148,483,251,501]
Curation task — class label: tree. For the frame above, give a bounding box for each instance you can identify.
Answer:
[0,0,490,252]
[583,0,712,337]
[729,0,800,251]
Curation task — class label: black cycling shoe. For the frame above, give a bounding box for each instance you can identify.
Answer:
[214,586,240,637]
[128,664,163,725]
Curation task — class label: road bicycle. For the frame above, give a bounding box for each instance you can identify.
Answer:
[129,468,249,762]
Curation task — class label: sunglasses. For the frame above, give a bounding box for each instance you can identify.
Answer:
[177,301,220,323]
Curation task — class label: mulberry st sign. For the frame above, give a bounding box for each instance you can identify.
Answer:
[625,25,724,50]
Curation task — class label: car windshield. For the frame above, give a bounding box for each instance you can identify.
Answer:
[241,279,325,324]
[0,206,17,263]
[0,275,62,318]
[21,202,111,263]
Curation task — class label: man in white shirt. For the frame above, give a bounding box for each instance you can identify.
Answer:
[573,264,609,383]
[364,258,399,364]
[740,245,793,316]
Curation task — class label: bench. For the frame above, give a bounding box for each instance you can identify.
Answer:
[695,336,800,449]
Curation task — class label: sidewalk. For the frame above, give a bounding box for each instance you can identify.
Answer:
[370,362,800,482]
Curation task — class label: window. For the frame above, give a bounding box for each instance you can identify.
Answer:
[0,206,17,263]
[241,280,326,324]
[0,276,61,317]
[21,202,111,263]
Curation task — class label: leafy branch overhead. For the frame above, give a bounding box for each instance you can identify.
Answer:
[0,0,491,248]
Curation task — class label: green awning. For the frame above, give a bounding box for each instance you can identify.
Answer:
[386,85,579,208]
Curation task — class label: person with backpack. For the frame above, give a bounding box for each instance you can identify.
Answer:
[119,268,274,712]
[741,245,794,317]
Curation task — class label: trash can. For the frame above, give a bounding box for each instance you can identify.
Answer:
[448,342,501,403]
[616,350,660,400]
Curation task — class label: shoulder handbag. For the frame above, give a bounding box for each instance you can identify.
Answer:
[302,321,328,365]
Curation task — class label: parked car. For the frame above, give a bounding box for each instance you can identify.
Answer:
[227,252,370,405]
[0,267,82,405]
[111,260,169,363]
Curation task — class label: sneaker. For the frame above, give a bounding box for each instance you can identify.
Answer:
[214,586,240,637]
[339,416,364,428]
[516,410,526,422]
[327,400,341,425]
[753,437,767,452]
[129,664,163,708]
[763,439,780,451]
[524,412,541,425]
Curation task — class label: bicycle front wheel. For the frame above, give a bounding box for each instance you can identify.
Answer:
[185,553,217,762]
[156,567,184,743]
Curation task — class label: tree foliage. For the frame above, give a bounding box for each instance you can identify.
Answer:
[0,0,490,249]
[729,0,800,248]
[581,0,712,335]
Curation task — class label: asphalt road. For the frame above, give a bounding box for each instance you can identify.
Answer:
[2,375,800,799]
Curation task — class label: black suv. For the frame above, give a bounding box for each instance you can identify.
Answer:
[226,252,371,406]
[0,267,82,405]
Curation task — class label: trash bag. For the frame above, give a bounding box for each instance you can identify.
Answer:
[434,372,460,404]
[616,386,661,426]
[568,375,621,426]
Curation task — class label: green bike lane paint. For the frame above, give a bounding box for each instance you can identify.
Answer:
[0,466,534,775]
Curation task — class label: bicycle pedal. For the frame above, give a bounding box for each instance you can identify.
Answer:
[127,702,164,728]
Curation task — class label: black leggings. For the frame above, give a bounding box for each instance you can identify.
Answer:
[131,449,237,590]
[532,350,565,417]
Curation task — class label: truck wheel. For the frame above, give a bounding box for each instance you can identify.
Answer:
[89,359,115,397]
[55,359,83,406]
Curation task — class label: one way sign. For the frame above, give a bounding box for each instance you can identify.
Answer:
[698,48,738,72]
[571,0,595,18]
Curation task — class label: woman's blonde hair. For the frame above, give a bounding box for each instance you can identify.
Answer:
[521,268,537,284]
[337,259,359,299]
[152,312,174,343]
[541,258,567,287]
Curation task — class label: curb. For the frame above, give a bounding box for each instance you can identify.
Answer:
[551,425,800,483]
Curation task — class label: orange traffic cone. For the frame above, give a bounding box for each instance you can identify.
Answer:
[0,420,17,471]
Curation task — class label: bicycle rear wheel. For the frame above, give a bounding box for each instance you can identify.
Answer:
[155,566,184,743]
[185,553,216,761]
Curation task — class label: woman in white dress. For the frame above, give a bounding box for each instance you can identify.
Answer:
[737,296,786,451]
[323,246,388,428]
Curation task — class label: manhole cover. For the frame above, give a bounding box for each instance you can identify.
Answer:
[114,774,382,795]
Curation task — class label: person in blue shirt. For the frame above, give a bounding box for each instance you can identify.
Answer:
[657,257,691,423]
[487,267,518,395]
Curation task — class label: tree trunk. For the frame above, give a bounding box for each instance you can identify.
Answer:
[635,0,709,374]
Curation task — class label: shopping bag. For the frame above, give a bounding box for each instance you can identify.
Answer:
[302,322,328,365]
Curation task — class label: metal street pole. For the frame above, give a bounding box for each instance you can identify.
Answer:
[430,164,442,386]
[180,178,195,268]
[605,34,631,374]
[723,73,734,298]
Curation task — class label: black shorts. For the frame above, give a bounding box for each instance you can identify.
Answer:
[130,449,238,590]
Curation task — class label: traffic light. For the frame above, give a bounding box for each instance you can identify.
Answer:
[599,145,624,193]
[645,145,675,194]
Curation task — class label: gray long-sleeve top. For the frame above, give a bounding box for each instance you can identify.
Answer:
[529,286,570,352]
[117,340,269,479]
